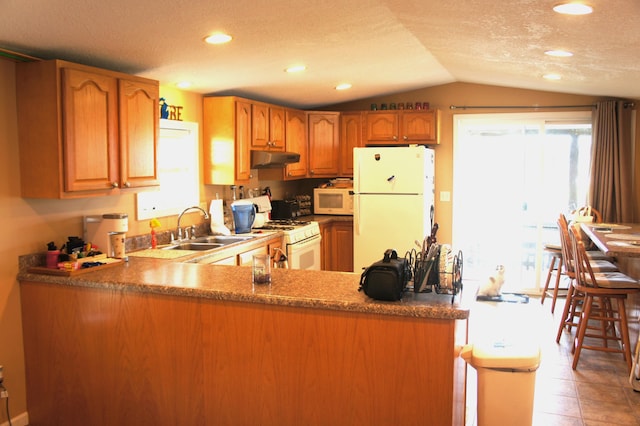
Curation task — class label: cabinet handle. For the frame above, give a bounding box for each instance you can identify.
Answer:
[393,135,398,141]
[111,182,119,188]
[310,170,314,175]
[403,135,408,141]
[123,181,131,188]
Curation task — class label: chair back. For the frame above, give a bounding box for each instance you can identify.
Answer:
[557,214,576,277]
[572,206,602,223]
[568,224,597,288]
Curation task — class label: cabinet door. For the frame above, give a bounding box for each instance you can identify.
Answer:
[339,112,362,177]
[268,106,286,151]
[365,112,399,143]
[401,110,438,143]
[319,222,332,270]
[308,112,340,177]
[119,79,159,188]
[238,246,268,266]
[252,103,269,149]
[284,109,308,179]
[332,221,354,272]
[62,67,119,192]
[252,103,285,151]
[235,100,253,181]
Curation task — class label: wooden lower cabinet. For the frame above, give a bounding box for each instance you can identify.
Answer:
[20,281,466,425]
[320,220,354,272]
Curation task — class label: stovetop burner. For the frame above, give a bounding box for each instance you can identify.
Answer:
[261,219,310,230]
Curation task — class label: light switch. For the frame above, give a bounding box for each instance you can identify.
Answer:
[440,191,451,202]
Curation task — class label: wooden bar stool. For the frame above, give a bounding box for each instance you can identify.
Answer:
[540,243,563,313]
[556,217,618,343]
[569,226,640,371]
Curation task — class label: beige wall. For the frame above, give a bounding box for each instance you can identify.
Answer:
[1,57,639,421]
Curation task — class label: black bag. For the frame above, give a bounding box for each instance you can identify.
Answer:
[358,249,410,301]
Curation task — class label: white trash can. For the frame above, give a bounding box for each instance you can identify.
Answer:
[461,338,541,426]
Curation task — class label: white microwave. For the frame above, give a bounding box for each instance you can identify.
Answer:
[313,187,354,215]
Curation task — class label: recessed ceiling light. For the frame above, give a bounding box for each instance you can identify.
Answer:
[204,33,232,44]
[543,73,562,80]
[553,3,593,15]
[335,83,352,90]
[285,65,306,73]
[176,81,192,89]
[545,49,573,57]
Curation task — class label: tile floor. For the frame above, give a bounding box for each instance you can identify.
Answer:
[465,290,640,425]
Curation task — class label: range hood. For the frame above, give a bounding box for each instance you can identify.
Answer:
[251,150,301,169]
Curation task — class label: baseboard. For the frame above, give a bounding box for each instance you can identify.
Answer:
[1,411,29,426]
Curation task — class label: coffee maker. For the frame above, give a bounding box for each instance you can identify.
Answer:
[84,213,129,257]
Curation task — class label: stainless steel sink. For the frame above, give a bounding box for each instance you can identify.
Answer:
[163,242,225,251]
[162,234,257,251]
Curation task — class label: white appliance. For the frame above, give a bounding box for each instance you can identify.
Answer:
[84,213,129,256]
[313,187,354,215]
[260,220,321,270]
[353,146,435,273]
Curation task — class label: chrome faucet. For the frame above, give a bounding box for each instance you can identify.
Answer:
[176,206,209,241]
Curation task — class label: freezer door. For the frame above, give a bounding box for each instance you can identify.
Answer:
[354,146,433,195]
[353,193,431,273]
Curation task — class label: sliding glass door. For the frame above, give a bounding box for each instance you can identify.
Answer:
[452,112,592,293]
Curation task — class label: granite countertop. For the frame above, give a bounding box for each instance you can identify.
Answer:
[18,255,469,320]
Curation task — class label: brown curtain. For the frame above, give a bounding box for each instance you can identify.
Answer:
[588,100,633,223]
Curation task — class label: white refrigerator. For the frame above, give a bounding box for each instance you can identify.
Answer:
[353,146,435,273]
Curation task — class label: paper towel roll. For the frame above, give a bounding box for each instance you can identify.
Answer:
[209,199,231,235]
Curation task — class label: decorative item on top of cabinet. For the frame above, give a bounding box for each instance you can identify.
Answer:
[203,97,253,184]
[339,112,364,177]
[258,108,307,181]
[308,112,340,177]
[16,59,159,198]
[252,102,285,151]
[365,109,440,145]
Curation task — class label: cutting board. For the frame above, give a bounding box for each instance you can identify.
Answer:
[28,256,124,276]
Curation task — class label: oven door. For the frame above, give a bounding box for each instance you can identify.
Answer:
[286,234,321,270]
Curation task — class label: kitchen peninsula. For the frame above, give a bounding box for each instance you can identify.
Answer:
[18,253,469,425]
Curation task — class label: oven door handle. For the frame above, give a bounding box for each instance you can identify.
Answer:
[286,234,321,250]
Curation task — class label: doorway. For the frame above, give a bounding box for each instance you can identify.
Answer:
[452,112,592,293]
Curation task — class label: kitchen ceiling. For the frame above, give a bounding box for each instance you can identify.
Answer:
[2,0,639,109]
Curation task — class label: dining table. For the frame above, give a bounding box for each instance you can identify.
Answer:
[580,222,640,258]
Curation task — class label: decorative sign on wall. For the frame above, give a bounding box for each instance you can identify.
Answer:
[159,97,184,121]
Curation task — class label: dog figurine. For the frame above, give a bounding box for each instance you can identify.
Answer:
[477,265,505,297]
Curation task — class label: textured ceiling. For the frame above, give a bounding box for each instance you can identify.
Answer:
[1,0,639,108]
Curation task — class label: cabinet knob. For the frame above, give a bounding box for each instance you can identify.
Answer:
[111,182,119,188]
[403,135,408,141]
[123,181,131,188]
[393,135,398,141]
[310,170,314,175]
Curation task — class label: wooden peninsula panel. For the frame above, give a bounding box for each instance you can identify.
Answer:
[21,279,466,425]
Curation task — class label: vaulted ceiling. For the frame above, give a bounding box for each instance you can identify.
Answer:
[2,0,638,108]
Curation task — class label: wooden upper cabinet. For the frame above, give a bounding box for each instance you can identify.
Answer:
[16,59,159,198]
[203,97,253,184]
[252,102,285,151]
[339,112,363,177]
[62,68,119,193]
[365,110,439,145]
[118,79,160,188]
[308,112,340,177]
[283,109,308,179]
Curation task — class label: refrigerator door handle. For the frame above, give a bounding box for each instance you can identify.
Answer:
[354,195,361,236]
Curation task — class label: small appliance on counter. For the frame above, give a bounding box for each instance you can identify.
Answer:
[246,195,272,228]
[84,213,129,257]
[270,199,301,220]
